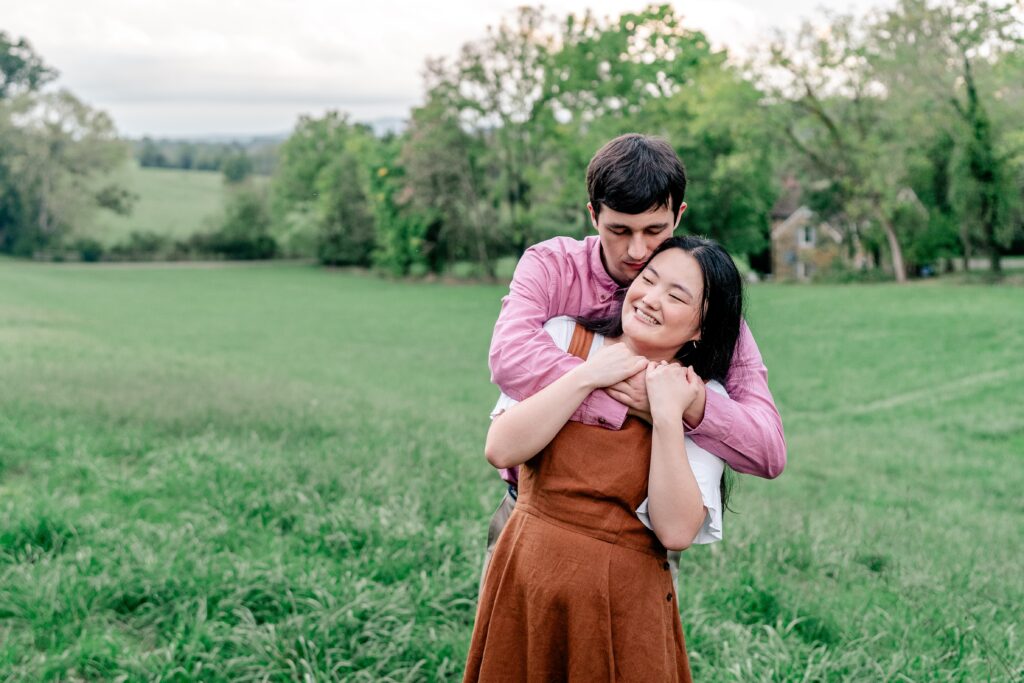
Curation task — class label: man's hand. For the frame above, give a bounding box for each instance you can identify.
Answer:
[682,377,707,429]
[607,369,650,415]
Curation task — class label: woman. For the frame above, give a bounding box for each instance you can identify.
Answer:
[464,236,743,682]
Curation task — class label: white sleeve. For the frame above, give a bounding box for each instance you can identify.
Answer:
[635,380,728,544]
[489,316,578,420]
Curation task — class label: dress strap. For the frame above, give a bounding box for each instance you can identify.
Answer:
[567,322,596,361]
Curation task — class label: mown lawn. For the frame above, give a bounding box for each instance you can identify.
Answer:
[0,260,1021,681]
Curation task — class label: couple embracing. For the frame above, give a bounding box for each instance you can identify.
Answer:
[464,134,787,682]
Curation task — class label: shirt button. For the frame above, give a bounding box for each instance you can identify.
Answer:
[597,417,608,425]
[666,593,673,602]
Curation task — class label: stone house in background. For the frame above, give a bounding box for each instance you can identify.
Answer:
[768,178,874,281]
[770,206,844,281]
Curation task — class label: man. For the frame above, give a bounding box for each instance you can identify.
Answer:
[483,133,786,582]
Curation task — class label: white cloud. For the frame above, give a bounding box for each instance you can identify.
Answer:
[0,0,894,136]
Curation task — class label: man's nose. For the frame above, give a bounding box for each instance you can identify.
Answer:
[628,234,646,259]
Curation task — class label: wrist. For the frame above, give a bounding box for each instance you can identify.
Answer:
[683,389,707,429]
[569,363,601,392]
[651,408,684,429]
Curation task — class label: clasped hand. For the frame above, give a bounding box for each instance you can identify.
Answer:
[583,344,702,422]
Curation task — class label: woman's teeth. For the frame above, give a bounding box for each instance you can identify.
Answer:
[634,308,659,325]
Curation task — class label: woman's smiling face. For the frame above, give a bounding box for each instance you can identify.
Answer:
[620,248,704,355]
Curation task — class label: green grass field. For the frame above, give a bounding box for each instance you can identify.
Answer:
[0,261,1021,681]
[76,163,230,246]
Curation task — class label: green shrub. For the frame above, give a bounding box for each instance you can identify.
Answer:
[495,256,519,281]
[408,262,430,278]
[191,187,278,260]
[108,232,173,261]
[448,260,483,280]
[71,238,105,262]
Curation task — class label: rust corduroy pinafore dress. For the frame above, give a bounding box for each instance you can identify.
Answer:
[464,324,693,683]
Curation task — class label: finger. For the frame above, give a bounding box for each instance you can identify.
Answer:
[606,388,628,404]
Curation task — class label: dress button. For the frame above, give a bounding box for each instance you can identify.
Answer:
[666,593,673,602]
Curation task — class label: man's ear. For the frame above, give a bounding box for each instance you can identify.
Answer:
[587,202,600,231]
[674,202,688,229]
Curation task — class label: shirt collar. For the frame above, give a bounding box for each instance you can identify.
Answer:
[586,235,621,294]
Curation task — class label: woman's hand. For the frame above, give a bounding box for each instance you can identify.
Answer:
[580,343,648,389]
[645,361,701,423]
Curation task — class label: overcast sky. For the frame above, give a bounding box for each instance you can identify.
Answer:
[1,0,890,138]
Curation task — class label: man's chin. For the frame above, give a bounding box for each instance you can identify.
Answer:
[613,267,640,285]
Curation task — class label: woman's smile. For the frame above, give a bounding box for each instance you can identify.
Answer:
[632,307,660,326]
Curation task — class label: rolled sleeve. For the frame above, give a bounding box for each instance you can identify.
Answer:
[635,438,725,545]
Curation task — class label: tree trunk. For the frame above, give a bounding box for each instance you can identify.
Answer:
[989,247,1001,274]
[960,224,971,272]
[877,212,907,283]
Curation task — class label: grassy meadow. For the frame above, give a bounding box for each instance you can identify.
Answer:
[0,259,1022,681]
[77,163,230,245]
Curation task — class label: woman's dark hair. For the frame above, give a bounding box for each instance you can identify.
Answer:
[587,134,687,219]
[577,235,744,512]
[578,235,744,383]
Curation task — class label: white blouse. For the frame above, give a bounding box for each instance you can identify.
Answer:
[491,316,725,545]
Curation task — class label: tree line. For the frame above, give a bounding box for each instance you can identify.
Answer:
[2,0,1022,279]
[136,137,278,179]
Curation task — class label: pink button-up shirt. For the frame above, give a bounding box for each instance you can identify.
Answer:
[488,235,787,482]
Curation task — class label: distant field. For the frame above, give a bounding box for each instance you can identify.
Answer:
[0,262,1021,681]
[76,163,229,245]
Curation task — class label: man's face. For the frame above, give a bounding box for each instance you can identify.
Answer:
[588,202,686,286]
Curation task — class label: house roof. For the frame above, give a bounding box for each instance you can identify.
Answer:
[771,206,843,243]
[770,177,803,219]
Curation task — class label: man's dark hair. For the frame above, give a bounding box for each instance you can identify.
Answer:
[587,134,687,218]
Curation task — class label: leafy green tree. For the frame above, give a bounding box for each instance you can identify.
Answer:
[401,92,496,273]
[439,6,554,254]
[869,0,1023,273]
[369,133,430,276]
[1,89,128,255]
[0,34,130,256]
[138,137,170,168]
[272,112,376,265]
[221,151,253,184]
[537,5,720,243]
[758,12,915,281]
[0,32,56,98]
[198,186,276,259]
[653,60,776,256]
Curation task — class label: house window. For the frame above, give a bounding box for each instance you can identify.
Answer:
[799,226,816,247]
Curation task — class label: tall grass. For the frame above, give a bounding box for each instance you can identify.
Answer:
[0,261,1021,681]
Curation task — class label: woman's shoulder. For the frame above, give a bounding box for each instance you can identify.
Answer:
[541,316,578,351]
[542,316,606,354]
